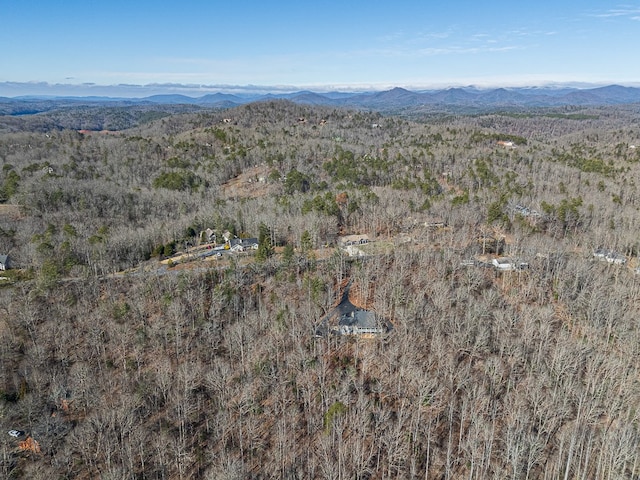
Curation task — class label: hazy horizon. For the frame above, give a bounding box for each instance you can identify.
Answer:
[2,79,640,99]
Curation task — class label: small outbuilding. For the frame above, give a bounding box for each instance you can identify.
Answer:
[0,254,10,271]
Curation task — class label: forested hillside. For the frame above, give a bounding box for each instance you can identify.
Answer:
[1,100,640,479]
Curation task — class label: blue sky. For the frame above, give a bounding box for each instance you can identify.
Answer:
[1,1,639,96]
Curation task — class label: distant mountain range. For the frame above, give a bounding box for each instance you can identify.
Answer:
[2,85,640,114]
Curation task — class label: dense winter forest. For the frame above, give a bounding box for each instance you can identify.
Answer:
[2,99,640,479]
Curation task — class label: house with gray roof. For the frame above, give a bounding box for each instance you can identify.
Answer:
[315,280,392,337]
[229,238,259,252]
[333,309,387,336]
[0,254,10,271]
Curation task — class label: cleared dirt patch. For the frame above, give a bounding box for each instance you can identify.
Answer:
[221,165,279,199]
[0,204,23,219]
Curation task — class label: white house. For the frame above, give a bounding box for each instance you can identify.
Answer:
[492,257,528,271]
[605,252,626,265]
[594,248,626,265]
[0,254,10,271]
[229,238,259,251]
[492,257,516,271]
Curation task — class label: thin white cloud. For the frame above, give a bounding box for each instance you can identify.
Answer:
[505,28,558,38]
[329,42,522,60]
[413,30,453,41]
[415,45,520,56]
[588,7,640,19]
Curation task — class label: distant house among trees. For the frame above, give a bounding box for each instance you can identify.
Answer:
[510,204,543,219]
[203,228,216,243]
[593,248,627,265]
[606,252,626,265]
[334,309,387,336]
[316,280,392,338]
[338,234,370,247]
[0,254,10,271]
[424,218,447,229]
[491,257,529,271]
[229,238,259,252]
[316,305,391,337]
[337,235,371,257]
